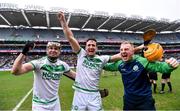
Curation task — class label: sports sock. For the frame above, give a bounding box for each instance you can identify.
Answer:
[153,84,157,93]
[167,82,172,92]
[161,83,165,91]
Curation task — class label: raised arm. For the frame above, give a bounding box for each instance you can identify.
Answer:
[57,11,80,53]
[147,57,179,74]
[109,44,144,62]
[109,53,121,62]
[134,44,145,52]
[103,61,121,71]
[11,42,35,75]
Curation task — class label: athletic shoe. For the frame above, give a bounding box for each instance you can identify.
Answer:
[159,91,165,94]
[168,90,172,93]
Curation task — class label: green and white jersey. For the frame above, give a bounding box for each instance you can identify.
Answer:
[30,57,70,105]
[73,48,110,93]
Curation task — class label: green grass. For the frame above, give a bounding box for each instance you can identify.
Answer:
[154,68,180,110]
[0,71,33,110]
[0,68,180,110]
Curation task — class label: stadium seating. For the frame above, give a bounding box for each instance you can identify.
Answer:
[0,28,180,70]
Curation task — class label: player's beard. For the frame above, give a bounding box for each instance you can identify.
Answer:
[48,56,58,63]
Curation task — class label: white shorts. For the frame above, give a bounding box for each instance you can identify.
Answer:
[71,90,103,111]
[32,98,61,111]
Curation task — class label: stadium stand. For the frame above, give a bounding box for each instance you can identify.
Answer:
[0,3,180,70]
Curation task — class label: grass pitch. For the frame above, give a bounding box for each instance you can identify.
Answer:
[0,67,180,110]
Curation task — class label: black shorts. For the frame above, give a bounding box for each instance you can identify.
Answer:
[162,73,171,79]
[148,72,158,80]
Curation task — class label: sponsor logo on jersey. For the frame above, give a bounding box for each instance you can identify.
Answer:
[82,57,102,70]
[41,64,65,80]
[42,72,61,80]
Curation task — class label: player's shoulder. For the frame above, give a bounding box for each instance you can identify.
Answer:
[134,55,149,67]
[57,59,69,66]
[94,55,110,62]
[98,54,110,59]
[134,55,147,61]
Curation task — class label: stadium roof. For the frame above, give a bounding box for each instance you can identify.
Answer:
[0,3,180,33]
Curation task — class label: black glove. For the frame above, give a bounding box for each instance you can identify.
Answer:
[144,40,151,46]
[22,42,35,55]
[141,46,148,57]
[99,88,109,98]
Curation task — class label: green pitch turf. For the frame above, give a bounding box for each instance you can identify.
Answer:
[0,67,180,110]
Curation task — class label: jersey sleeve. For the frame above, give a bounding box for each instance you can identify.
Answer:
[101,55,111,64]
[103,61,121,71]
[136,55,175,74]
[77,48,86,59]
[62,62,71,73]
[146,61,175,74]
[29,59,38,70]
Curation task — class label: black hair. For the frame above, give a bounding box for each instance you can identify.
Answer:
[86,38,97,45]
[86,38,97,42]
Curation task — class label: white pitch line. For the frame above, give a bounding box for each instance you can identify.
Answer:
[12,88,33,111]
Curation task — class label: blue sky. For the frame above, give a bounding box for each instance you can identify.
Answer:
[1,0,179,22]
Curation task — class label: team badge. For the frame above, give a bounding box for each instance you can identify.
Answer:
[133,65,139,71]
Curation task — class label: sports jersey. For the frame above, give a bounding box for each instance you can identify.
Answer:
[30,57,70,105]
[72,48,110,93]
[104,55,174,103]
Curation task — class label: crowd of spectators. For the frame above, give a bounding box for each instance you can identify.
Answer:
[0,52,179,70]
[0,54,77,70]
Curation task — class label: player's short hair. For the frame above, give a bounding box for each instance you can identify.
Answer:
[86,38,97,42]
[121,41,134,47]
[47,42,61,49]
[86,38,98,45]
